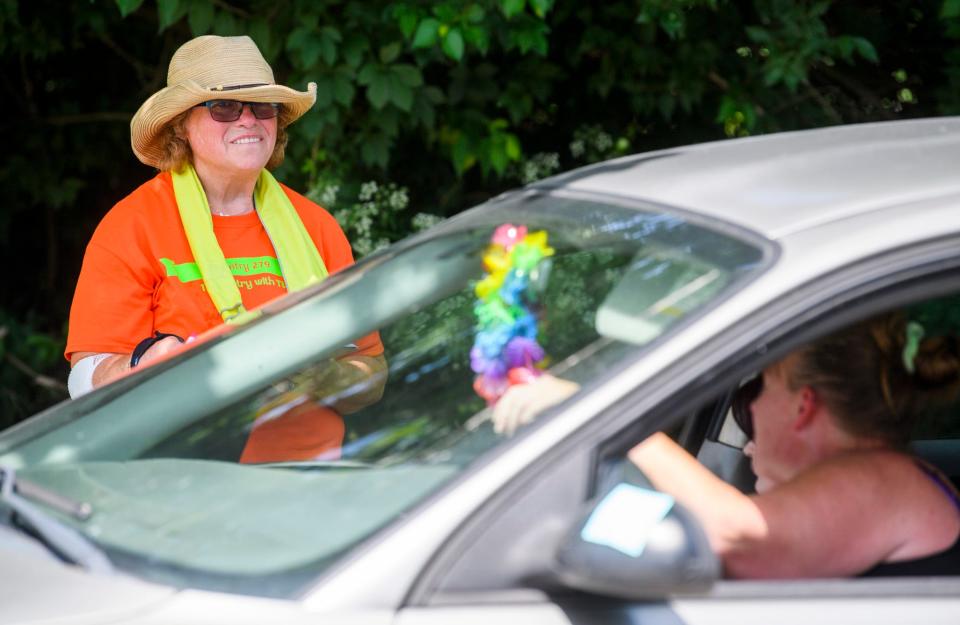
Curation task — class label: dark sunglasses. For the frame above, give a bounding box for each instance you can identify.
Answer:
[196,100,281,122]
[731,374,763,440]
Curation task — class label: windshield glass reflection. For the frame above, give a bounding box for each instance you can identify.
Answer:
[0,194,767,596]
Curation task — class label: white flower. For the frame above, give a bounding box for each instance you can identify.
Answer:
[319,184,339,207]
[594,132,613,152]
[388,188,409,210]
[356,215,373,236]
[353,236,373,257]
[522,152,562,183]
[333,209,350,228]
[412,213,442,231]
[570,139,585,158]
[359,181,379,201]
[522,161,540,184]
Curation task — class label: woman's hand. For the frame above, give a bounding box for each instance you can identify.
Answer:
[70,336,187,392]
[492,374,580,436]
[135,335,185,367]
[307,354,388,415]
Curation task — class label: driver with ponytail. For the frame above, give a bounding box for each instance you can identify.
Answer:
[629,311,960,578]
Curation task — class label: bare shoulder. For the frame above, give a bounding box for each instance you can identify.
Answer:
[756,450,913,525]
[814,448,917,476]
[796,449,947,507]
[794,450,960,561]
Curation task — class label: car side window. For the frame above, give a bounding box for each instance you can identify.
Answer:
[427,291,960,602]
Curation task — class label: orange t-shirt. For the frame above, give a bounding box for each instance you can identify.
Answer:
[239,400,345,464]
[66,171,381,361]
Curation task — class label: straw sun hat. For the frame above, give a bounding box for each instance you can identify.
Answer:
[130,35,317,168]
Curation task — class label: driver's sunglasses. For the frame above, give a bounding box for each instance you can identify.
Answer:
[731,374,763,440]
[196,100,281,122]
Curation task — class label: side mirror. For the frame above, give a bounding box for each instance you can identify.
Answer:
[552,482,720,599]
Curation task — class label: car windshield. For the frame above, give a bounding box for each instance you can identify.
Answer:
[0,191,769,597]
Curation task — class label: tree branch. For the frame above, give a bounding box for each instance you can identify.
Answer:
[817,64,896,120]
[44,112,132,125]
[705,71,766,118]
[1,61,30,114]
[805,82,844,125]
[139,30,183,97]
[707,70,730,92]
[5,353,68,394]
[210,0,252,18]
[98,33,152,88]
[43,206,57,295]
[19,53,38,118]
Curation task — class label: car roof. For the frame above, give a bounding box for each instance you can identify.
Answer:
[536,117,960,240]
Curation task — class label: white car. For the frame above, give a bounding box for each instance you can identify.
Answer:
[2,118,960,624]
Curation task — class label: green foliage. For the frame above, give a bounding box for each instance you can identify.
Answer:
[567,126,632,164]
[115,0,144,18]
[322,179,410,257]
[93,0,940,194]
[742,1,878,92]
[938,0,960,114]
[0,0,957,423]
[0,313,67,429]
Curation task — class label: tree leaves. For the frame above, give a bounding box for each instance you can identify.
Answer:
[248,19,277,60]
[332,72,355,106]
[442,28,464,61]
[501,0,526,19]
[361,132,392,168]
[446,117,522,176]
[342,34,367,69]
[528,0,553,18]
[187,1,214,35]
[21,1,934,188]
[115,0,144,18]
[413,18,441,48]
[213,10,240,36]
[851,37,879,63]
[380,41,401,64]
[0,4,916,237]
[8,0,960,427]
[944,0,960,19]
[156,0,187,31]
[358,62,423,111]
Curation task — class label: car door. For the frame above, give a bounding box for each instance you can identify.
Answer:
[394,233,960,625]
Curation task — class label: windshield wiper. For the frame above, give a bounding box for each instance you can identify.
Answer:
[0,465,112,574]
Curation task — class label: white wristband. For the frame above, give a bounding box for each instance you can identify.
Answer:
[68,353,112,399]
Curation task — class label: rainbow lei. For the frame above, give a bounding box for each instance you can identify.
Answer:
[471,224,555,404]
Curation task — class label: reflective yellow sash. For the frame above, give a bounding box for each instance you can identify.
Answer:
[171,164,328,322]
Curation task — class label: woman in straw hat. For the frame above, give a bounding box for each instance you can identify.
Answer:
[65,36,386,438]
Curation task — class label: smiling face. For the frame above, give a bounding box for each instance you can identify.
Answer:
[184,101,277,180]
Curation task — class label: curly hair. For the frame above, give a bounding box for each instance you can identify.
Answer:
[153,109,289,172]
[785,312,960,446]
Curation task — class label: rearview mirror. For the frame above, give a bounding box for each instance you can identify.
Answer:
[552,482,720,599]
